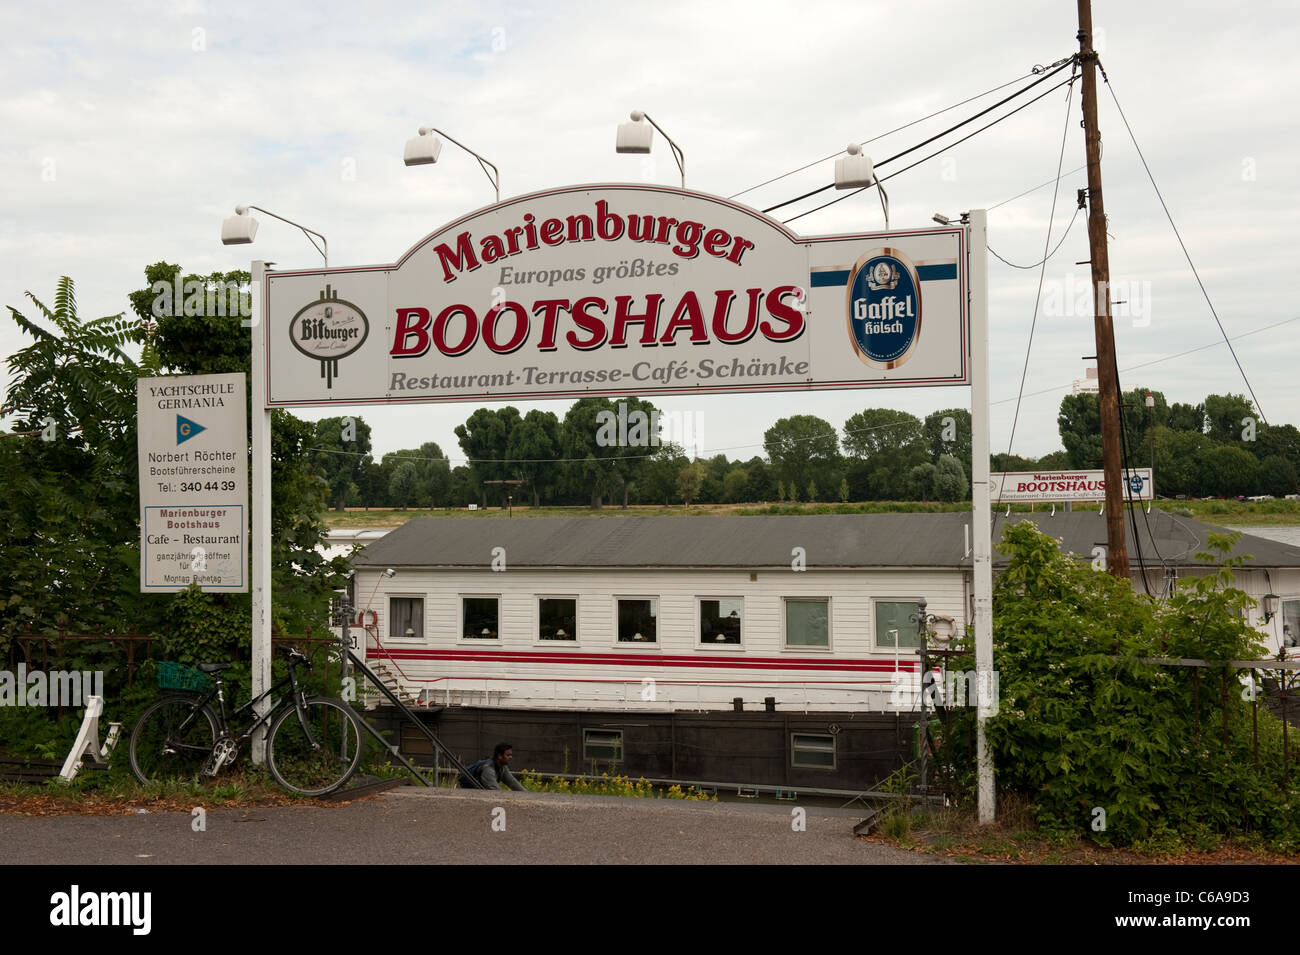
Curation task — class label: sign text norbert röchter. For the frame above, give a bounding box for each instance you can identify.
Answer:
[136,373,249,592]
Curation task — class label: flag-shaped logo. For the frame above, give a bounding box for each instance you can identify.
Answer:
[176,414,206,445]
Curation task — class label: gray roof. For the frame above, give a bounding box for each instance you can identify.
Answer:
[353,510,1300,571]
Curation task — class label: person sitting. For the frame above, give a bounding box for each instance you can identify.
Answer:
[462,742,528,791]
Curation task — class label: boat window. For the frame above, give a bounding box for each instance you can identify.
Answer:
[389,597,424,641]
[875,599,922,650]
[791,733,836,769]
[617,598,658,643]
[700,598,743,645]
[784,598,830,648]
[463,596,499,639]
[539,597,577,641]
[584,728,623,764]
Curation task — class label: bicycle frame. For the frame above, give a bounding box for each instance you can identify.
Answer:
[176,663,308,748]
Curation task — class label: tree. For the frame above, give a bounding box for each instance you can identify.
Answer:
[558,398,623,508]
[907,463,939,502]
[1,277,148,647]
[1118,389,1170,462]
[505,410,559,507]
[1254,423,1300,472]
[313,416,372,511]
[838,478,850,503]
[1199,445,1262,498]
[455,407,521,507]
[1150,426,1213,497]
[1204,393,1255,445]
[639,444,688,505]
[742,456,776,502]
[1057,393,1103,469]
[723,467,750,503]
[388,461,420,508]
[1035,449,1071,470]
[677,464,703,506]
[764,415,840,496]
[842,409,927,499]
[1259,455,1299,498]
[1166,401,1205,433]
[934,454,968,502]
[991,453,1037,473]
[924,408,972,474]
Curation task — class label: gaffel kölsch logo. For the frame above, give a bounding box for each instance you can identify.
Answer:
[289,284,369,388]
[846,248,922,369]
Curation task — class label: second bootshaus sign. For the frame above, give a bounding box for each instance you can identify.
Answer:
[263,184,969,406]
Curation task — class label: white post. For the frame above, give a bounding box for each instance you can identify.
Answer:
[967,210,995,823]
[249,260,273,762]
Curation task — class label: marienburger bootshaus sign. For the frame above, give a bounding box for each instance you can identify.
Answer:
[137,373,248,592]
[263,184,969,407]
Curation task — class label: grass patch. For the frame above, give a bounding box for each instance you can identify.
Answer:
[325,500,1300,531]
[0,767,378,815]
[865,791,1300,864]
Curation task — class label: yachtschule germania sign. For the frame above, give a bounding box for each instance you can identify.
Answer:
[263,184,969,406]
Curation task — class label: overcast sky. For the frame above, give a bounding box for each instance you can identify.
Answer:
[3,1,1297,467]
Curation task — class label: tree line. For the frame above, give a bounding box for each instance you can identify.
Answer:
[318,404,977,510]
[322,388,1299,511]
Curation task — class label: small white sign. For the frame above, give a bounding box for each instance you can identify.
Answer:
[991,468,1153,503]
[137,373,248,592]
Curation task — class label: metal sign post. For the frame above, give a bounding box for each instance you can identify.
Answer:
[967,209,995,824]
[249,260,273,762]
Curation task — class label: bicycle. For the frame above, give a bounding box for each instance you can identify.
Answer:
[129,647,364,796]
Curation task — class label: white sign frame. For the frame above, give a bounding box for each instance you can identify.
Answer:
[262,184,968,408]
[991,468,1154,503]
[137,372,249,593]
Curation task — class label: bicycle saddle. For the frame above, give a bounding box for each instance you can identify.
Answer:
[198,662,234,673]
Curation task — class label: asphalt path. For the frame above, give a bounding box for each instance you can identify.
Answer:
[2,787,952,865]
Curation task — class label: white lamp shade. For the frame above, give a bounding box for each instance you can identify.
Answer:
[616,120,653,154]
[404,132,443,166]
[221,213,258,245]
[834,153,875,190]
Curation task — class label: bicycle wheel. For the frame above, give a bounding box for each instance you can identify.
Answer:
[129,696,218,786]
[267,697,363,796]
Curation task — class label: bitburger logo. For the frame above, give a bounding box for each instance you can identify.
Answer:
[289,284,369,388]
[846,248,922,369]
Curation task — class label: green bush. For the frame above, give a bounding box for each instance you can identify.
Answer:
[955,521,1300,847]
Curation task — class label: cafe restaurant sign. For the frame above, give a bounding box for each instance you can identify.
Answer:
[263,184,969,406]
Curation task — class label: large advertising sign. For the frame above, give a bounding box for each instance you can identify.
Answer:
[263,184,969,406]
[137,373,249,592]
[991,468,1154,503]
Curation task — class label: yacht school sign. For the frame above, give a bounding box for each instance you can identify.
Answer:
[263,184,969,406]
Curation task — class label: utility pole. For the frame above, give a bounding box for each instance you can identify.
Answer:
[1077,0,1129,579]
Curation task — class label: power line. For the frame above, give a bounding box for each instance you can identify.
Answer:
[1098,58,1268,426]
[988,165,1086,210]
[988,204,1081,270]
[727,64,1051,201]
[1002,64,1078,471]
[782,73,1078,226]
[762,57,1077,216]
[988,314,1300,407]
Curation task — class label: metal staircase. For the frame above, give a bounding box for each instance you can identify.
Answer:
[344,650,486,789]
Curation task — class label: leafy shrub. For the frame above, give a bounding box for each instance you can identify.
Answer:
[955,521,1300,847]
